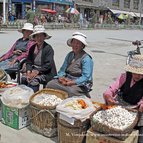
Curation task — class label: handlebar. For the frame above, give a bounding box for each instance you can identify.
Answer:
[132,40,141,46]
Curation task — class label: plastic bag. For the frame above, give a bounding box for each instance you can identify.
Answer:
[56,96,95,121]
[1,85,34,108]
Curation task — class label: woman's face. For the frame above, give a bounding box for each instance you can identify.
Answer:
[71,39,84,55]
[23,30,33,39]
[34,33,45,45]
[132,73,143,82]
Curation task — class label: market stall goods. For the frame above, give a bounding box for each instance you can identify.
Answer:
[58,114,90,143]
[0,82,17,88]
[1,85,34,129]
[30,88,68,137]
[1,85,34,108]
[64,99,88,110]
[91,106,138,140]
[56,96,95,143]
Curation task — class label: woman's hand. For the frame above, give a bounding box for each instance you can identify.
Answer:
[0,57,3,62]
[32,70,39,76]
[66,80,75,86]
[138,100,143,112]
[8,59,17,66]
[58,77,67,85]
[103,94,118,105]
[58,77,75,86]
[26,70,39,82]
[26,71,32,81]
[13,50,22,55]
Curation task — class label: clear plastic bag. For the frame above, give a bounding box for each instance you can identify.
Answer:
[56,96,95,121]
[1,85,34,108]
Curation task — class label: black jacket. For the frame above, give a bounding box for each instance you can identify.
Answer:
[120,72,143,105]
[26,41,57,81]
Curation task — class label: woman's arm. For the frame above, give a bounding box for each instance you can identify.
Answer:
[14,40,35,62]
[103,73,126,104]
[57,53,70,77]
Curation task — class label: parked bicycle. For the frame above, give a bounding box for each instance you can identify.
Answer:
[108,38,143,64]
[126,40,143,64]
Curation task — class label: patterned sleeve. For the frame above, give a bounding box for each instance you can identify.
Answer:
[103,73,126,96]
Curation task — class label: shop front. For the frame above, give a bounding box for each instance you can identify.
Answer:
[9,0,32,19]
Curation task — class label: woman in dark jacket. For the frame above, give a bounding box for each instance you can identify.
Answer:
[21,25,57,92]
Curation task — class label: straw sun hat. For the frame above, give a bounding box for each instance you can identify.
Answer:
[18,23,33,33]
[67,32,88,47]
[125,55,143,75]
[30,25,52,39]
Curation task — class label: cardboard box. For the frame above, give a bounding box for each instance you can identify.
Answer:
[2,104,30,129]
[86,128,139,143]
[0,97,2,120]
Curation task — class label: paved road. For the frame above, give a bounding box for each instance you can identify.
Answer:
[0,29,143,143]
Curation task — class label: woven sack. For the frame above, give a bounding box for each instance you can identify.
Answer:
[0,69,7,82]
[90,108,139,141]
[57,113,90,143]
[29,88,68,137]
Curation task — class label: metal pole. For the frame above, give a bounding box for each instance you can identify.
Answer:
[8,0,12,14]
[3,0,6,24]
[139,0,142,25]
[33,0,36,12]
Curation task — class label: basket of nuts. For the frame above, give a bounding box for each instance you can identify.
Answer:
[90,106,139,140]
[29,88,68,137]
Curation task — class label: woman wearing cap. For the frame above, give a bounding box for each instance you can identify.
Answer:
[103,55,143,143]
[0,23,34,73]
[46,32,93,97]
[21,25,57,92]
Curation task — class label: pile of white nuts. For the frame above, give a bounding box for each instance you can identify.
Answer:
[33,93,63,107]
[93,106,137,130]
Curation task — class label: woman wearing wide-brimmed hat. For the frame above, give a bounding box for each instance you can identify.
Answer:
[103,55,143,143]
[47,32,93,97]
[0,23,34,77]
[21,25,57,92]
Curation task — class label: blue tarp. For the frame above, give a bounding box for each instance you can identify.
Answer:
[36,0,72,5]
[12,0,32,3]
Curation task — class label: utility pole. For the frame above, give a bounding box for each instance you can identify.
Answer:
[139,0,142,25]
[33,0,36,12]
[3,0,6,24]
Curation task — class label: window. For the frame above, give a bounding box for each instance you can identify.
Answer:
[112,0,119,7]
[124,0,130,9]
[133,0,139,10]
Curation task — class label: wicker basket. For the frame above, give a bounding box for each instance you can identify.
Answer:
[57,113,90,143]
[90,108,139,141]
[29,88,68,137]
[0,70,7,82]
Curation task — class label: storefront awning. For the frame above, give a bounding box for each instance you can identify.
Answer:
[36,0,72,5]
[108,8,143,17]
[76,2,96,8]
[12,0,32,3]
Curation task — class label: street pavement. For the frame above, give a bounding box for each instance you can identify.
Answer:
[0,29,143,143]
